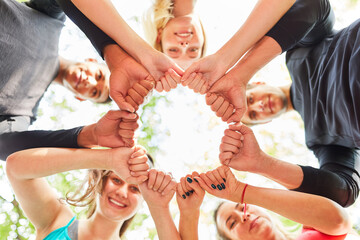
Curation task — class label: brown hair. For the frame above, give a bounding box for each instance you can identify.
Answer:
[65,170,135,237]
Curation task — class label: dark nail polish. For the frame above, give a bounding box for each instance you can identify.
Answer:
[187,177,193,183]
[217,184,222,190]
[221,183,226,189]
[185,192,190,196]
[182,194,186,199]
[190,190,194,193]
[211,184,216,189]
[223,178,226,182]
[194,178,199,183]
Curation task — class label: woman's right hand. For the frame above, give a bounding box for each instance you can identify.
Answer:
[176,171,205,213]
[195,165,245,203]
[109,145,150,185]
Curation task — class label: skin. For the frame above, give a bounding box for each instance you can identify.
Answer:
[241,83,292,124]
[216,202,281,240]
[54,57,110,103]
[160,15,204,69]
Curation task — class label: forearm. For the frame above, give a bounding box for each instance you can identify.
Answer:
[216,0,295,68]
[254,153,303,190]
[179,210,200,240]
[70,0,154,62]
[6,148,111,180]
[229,36,282,84]
[239,185,351,235]
[103,44,131,71]
[148,206,181,240]
[0,127,83,160]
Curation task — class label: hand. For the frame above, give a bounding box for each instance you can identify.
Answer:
[195,165,244,203]
[176,172,205,212]
[125,79,154,111]
[206,71,247,123]
[180,72,208,95]
[182,53,228,88]
[139,169,177,209]
[104,45,155,112]
[94,110,138,147]
[109,145,149,184]
[219,124,264,173]
[141,51,184,92]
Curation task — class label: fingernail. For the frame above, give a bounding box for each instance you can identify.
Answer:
[185,192,190,196]
[211,184,216,189]
[217,184,222,190]
[182,194,186,199]
[187,177,193,183]
[190,190,194,193]
[223,178,226,183]
[194,178,199,183]
[221,183,226,189]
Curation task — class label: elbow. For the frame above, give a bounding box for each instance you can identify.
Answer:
[5,152,21,180]
[323,207,352,235]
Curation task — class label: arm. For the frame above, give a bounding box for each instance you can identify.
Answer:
[172,0,195,16]
[5,145,148,234]
[197,166,352,236]
[139,169,180,240]
[176,172,205,240]
[0,110,138,160]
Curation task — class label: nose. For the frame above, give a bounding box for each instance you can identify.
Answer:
[179,41,189,47]
[86,76,97,87]
[240,213,250,223]
[115,185,128,199]
[252,100,264,112]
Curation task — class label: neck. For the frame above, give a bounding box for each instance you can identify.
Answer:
[279,84,293,112]
[53,57,74,86]
[172,0,195,16]
[269,227,289,240]
[81,212,124,240]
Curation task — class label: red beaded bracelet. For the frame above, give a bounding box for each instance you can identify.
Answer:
[241,184,248,219]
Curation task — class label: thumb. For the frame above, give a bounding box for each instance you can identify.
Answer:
[182,62,199,82]
[110,91,135,112]
[127,175,148,185]
[227,109,243,123]
[170,63,184,77]
[106,110,137,121]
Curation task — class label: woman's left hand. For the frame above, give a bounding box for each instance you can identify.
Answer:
[139,169,177,209]
[176,171,205,212]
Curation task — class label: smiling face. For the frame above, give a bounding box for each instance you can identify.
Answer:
[242,84,288,125]
[216,202,276,240]
[97,173,143,221]
[160,15,205,69]
[63,59,110,103]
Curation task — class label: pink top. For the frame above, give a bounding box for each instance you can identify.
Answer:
[296,228,347,240]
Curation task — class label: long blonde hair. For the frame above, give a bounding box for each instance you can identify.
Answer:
[66,170,135,237]
[143,0,207,56]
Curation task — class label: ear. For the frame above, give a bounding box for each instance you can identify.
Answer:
[85,58,98,63]
[156,28,163,43]
[75,96,86,102]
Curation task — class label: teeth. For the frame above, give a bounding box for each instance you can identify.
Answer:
[177,33,191,37]
[109,198,125,207]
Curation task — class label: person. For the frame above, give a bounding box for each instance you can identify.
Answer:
[180,0,296,119]
[143,0,207,69]
[56,0,184,98]
[5,141,181,239]
[207,0,360,207]
[0,0,114,134]
[193,165,352,240]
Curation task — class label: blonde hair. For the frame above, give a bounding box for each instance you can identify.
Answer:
[143,0,174,52]
[143,0,207,57]
[65,170,135,237]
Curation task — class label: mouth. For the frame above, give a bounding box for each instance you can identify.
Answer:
[249,216,260,232]
[175,32,193,38]
[108,197,127,209]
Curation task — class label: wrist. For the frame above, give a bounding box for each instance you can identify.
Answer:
[77,124,97,148]
[180,207,200,218]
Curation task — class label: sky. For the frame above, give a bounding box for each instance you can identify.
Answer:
[1,0,360,239]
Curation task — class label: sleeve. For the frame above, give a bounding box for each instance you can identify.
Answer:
[0,127,83,161]
[26,0,66,21]
[293,145,360,207]
[55,0,116,58]
[265,0,335,52]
